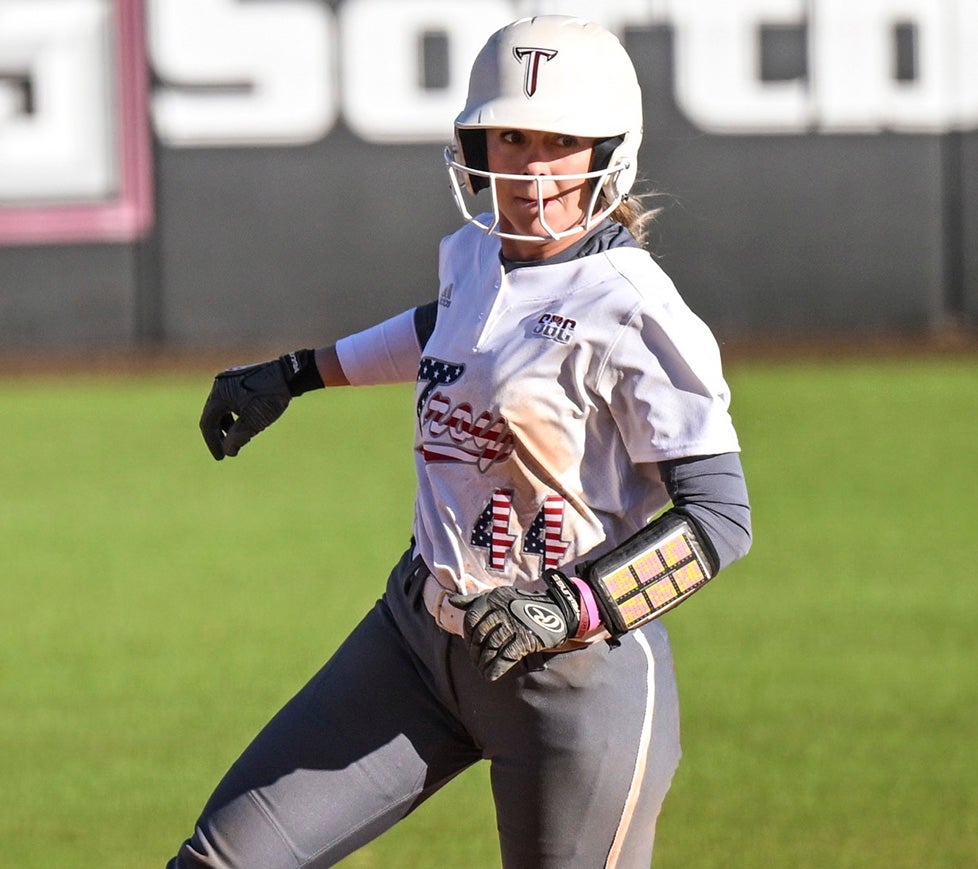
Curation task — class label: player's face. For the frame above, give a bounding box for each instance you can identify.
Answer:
[485,128,597,260]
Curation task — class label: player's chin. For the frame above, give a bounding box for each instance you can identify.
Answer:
[505,203,584,239]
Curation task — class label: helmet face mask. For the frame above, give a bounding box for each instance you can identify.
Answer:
[445,140,634,242]
[446,16,643,243]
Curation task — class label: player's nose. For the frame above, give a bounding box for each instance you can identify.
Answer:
[521,148,557,176]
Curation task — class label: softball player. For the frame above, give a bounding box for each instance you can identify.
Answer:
[169,16,751,868]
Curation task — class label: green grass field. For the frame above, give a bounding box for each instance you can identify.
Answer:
[2,356,975,867]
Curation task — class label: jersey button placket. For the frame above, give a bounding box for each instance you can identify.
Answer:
[475,273,504,351]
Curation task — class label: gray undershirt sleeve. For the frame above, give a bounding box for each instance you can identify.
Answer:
[660,452,752,571]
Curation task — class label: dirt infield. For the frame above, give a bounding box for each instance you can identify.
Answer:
[718,322,978,364]
[1,324,976,380]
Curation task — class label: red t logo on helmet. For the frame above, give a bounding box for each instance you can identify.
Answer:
[513,47,558,97]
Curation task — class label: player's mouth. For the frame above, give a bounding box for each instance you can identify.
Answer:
[515,193,562,209]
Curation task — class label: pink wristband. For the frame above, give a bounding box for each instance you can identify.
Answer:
[570,578,602,639]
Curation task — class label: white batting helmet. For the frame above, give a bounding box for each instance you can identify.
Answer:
[445,15,644,242]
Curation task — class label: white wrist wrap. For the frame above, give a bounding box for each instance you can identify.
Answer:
[584,511,718,638]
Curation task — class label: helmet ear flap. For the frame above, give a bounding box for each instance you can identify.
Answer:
[589,135,624,173]
[456,129,490,194]
[593,132,639,207]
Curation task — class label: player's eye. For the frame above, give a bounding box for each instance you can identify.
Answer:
[499,130,526,145]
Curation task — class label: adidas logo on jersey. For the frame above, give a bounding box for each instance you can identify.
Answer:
[532,313,576,345]
[439,283,453,308]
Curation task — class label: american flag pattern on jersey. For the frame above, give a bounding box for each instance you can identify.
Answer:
[472,492,570,573]
[416,357,465,418]
[523,495,570,569]
[417,393,514,470]
[416,356,515,472]
[471,489,518,570]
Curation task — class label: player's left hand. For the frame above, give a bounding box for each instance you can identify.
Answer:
[450,570,581,681]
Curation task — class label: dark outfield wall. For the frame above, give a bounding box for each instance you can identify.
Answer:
[1,1,975,351]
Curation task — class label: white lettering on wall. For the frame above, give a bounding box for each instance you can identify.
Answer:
[0,0,116,203]
[339,0,511,143]
[670,0,813,132]
[148,0,336,146]
[811,0,978,132]
[1,0,978,207]
[670,0,978,133]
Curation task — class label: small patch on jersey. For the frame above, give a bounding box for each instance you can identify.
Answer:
[439,283,454,308]
[532,313,576,345]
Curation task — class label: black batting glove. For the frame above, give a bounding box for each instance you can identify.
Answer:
[449,570,581,682]
[199,349,324,460]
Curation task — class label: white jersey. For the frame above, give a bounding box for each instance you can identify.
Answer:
[412,222,740,595]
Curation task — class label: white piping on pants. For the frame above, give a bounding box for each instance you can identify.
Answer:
[605,629,656,868]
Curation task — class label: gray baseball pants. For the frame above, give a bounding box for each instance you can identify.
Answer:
[167,548,681,868]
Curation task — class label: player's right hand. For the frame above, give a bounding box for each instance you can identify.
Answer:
[199,349,326,460]
[199,360,293,460]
